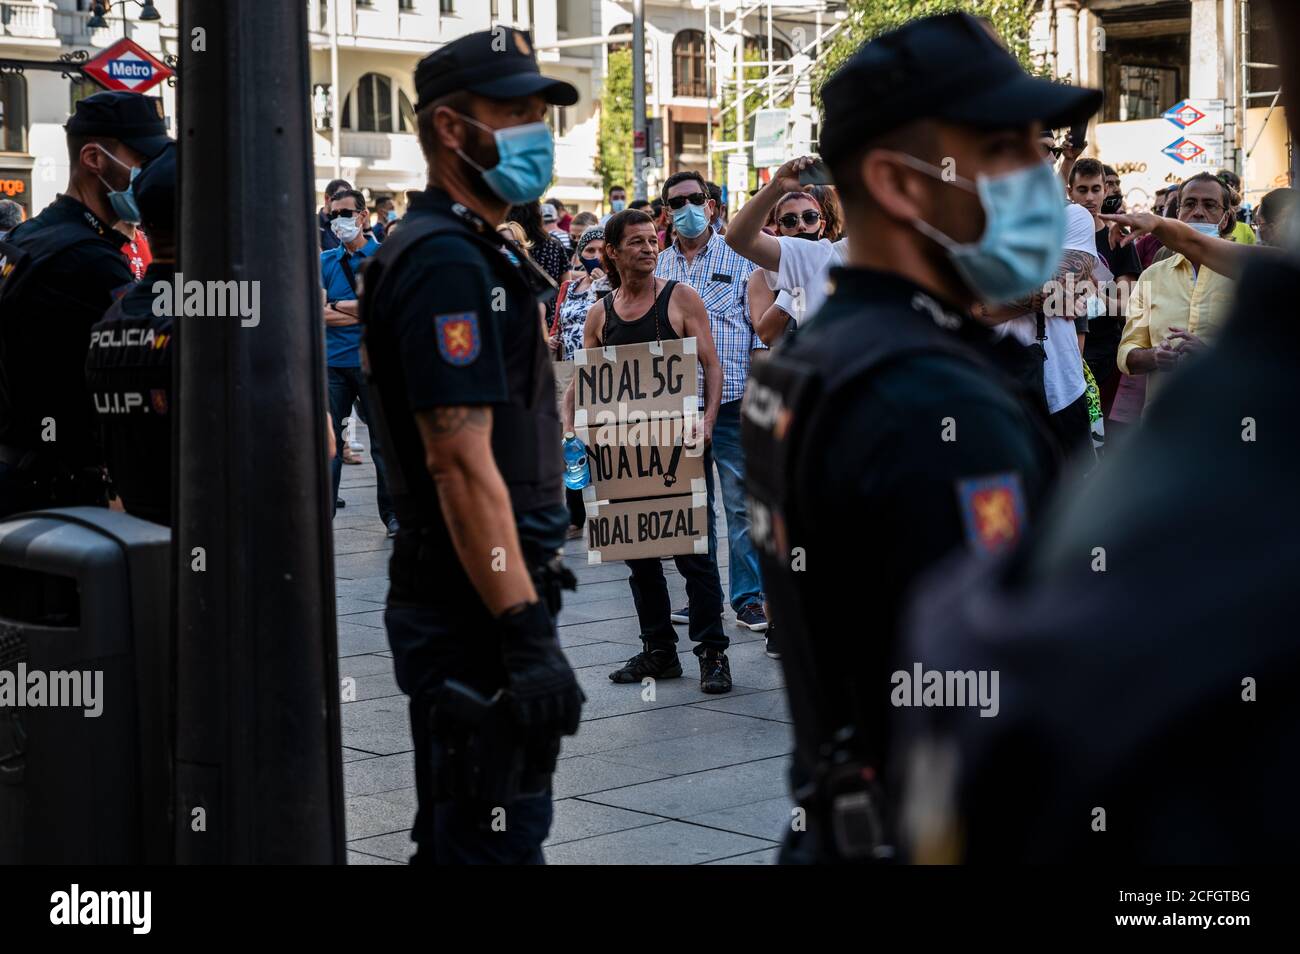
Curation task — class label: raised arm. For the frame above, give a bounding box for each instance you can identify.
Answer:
[724,155,818,272]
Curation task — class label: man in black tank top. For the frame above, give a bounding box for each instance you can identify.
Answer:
[562,210,734,693]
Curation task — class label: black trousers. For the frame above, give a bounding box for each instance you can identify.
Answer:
[626,552,726,653]
[385,597,554,864]
[1048,392,1093,462]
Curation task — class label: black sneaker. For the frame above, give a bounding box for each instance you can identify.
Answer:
[736,603,768,633]
[385,515,400,538]
[609,645,682,683]
[698,650,732,694]
[765,630,781,660]
[670,605,689,625]
[335,497,346,509]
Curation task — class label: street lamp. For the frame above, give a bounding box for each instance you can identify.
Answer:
[88,1,163,31]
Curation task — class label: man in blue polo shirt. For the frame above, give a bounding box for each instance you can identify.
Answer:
[322,188,397,535]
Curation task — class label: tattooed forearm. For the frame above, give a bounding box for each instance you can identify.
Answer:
[427,405,491,440]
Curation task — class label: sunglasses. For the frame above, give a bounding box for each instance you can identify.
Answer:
[327,208,363,220]
[666,192,708,211]
[778,210,822,229]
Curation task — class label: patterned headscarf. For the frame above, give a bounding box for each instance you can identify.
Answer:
[575,227,605,260]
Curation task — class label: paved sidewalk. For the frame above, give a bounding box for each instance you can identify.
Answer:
[333,423,791,865]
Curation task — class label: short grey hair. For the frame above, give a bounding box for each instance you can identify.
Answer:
[0,199,22,232]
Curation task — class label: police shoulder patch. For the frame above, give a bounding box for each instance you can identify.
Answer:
[955,472,1027,555]
[435,311,481,366]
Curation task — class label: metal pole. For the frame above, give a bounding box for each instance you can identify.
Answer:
[174,0,345,864]
[330,0,341,181]
[705,0,713,181]
[766,0,773,109]
[632,0,647,202]
[734,4,745,205]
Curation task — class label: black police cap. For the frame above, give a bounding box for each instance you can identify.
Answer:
[133,141,176,235]
[414,28,579,111]
[819,12,1103,165]
[65,90,172,160]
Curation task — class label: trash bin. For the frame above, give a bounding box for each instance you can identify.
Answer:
[0,507,171,863]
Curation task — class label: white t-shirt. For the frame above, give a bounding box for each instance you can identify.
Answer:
[994,312,1086,414]
[764,236,849,324]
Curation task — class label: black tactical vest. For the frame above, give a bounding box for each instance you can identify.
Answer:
[358,206,563,522]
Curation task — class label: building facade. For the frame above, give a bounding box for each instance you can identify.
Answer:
[1031,0,1292,210]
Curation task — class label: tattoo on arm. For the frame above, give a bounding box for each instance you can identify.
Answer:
[427,406,490,440]
[1057,249,1095,284]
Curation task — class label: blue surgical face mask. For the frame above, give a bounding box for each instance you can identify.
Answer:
[672,203,709,239]
[611,199,626,213]
[96,145,141,224]
[898,154,1066,304]
[386,210,397,223]
[1188,221,1222,237]
[579,255,601,273]
[454,112,555,206]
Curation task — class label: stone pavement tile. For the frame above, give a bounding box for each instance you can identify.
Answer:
[342,746,379,762]
[342,670,401,703]
[563,579,642,606]
[334,548,395,580]
[542,820,772,865]
[338,608,387,630]
[685,795,794,842]
[348,831,415,863]
[344,753,415,797]
[370,786,417,813]
[332,528,390,556]
[551,755,669,799]
[702,847,780,865]
[334,576,390,602]
[346,793,412,840]
[334,596,385,617]
[556,596,640,626]
[341,721,411,756]
[561,640,644,671]
[583,755,789,817]
[571,664,760,720]
[347,849,402,865]
[590,718,792,776]
[337,652,396,679]
[567,562,634,585]
[557,615,645,645]
[693,687,791,723]
[723,639,787,690]
[556,626,607,650]
[337,621,390,656]
[544,798,661,846]
[561,705,758,759]
[340,695,407,728]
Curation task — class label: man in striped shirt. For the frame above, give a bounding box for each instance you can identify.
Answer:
[655,170,769,634]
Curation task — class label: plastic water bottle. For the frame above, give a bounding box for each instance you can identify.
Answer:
[562,432,590,490]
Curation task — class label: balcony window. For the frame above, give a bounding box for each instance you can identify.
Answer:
[1,72,28,154]
[343,74,418,135]
[400,0,416,10]
[440,0,454,14]
[398,89,416,133]
[673,30,706,98]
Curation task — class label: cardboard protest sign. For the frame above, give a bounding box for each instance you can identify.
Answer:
[572,338,698,427]
[576,414,706,504]
[572,337,706,563]
[584,493,709,564]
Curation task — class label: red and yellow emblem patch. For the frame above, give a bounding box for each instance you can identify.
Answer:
[435,312,481,366]
[955,473,1027,555]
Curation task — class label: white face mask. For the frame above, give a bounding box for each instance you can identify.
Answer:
[331,215,361,242]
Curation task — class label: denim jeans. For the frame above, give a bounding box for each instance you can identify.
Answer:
[385,599,554,865]
[706,399,763,612]
[328,366,394,523]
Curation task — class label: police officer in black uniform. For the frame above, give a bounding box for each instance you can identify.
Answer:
[739,13,1100,863]
[894,0,1300,864]
[0,91,171,517]
[360,29,583,864]
[84,142,176,526]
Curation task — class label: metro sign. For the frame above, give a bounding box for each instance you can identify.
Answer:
[1164,100,1206,130]
[82,38,172,94]
[1163,137,1206,165]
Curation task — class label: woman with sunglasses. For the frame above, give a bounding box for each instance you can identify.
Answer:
[747,191,825,346]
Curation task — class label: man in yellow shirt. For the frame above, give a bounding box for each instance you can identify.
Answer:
[1116,172,1237,397]
[1216,169,1258,245]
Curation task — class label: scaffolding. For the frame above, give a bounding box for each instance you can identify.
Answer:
[1238,0,1291,200]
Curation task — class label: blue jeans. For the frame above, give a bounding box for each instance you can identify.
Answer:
[328,366,394,523]
[706,399,763,612]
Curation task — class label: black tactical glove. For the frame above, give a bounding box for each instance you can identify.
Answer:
[498,601,584,737]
